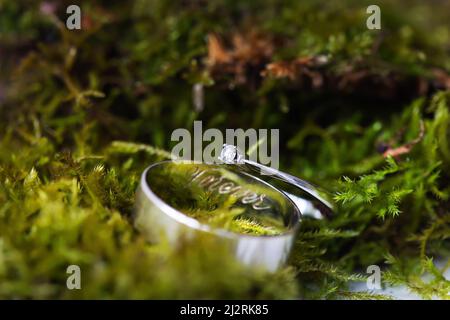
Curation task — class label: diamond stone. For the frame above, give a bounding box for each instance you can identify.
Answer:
[219,144,243,164]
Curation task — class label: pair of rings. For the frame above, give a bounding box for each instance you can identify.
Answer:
[134,144,334,271]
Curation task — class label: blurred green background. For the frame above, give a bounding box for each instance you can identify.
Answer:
[0,0,449,299]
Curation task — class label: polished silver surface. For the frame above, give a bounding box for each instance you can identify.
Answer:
[135,149,335,271]
[134,162,298,272]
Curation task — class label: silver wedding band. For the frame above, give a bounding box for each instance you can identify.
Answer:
[134,145,335,271]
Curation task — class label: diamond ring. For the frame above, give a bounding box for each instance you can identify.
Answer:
[218,144,335,219]
[134,145,335,271]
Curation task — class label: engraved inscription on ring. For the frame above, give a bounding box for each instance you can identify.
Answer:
[190,167,271,211]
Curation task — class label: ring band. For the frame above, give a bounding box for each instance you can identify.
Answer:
[218,144,335,220]
[134,145,335,271]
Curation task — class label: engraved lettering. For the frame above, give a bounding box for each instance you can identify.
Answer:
[218,182,236,194]
[252,195,271,210]
[207,177,225,191]
[199,175,217,187]
[189,168,273,211]
[242,192,259,204]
